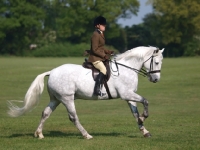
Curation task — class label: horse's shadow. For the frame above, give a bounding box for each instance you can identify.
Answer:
[7,131,137,139]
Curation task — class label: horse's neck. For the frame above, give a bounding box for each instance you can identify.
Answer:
[117,57,143,71]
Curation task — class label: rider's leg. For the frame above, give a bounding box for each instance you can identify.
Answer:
[92,61,106,96]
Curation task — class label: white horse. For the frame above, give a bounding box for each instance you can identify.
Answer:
[8,46,164,139]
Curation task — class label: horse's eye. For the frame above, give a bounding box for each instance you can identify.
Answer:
[155,58,159,65]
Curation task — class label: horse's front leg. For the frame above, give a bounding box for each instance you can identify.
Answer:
[120,91,149,119]
[119,91,151,137]
[127,101,151,137]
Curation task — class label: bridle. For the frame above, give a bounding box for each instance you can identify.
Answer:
[143,55,161,75]
[110,50,161,77]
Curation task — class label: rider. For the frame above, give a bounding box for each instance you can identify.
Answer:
[88,16,114,96]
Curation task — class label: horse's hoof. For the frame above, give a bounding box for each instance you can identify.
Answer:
[34,131,44,139]
[84,134,93,139]
[144,132,152,138]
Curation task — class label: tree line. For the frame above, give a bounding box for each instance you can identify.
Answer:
[0,0,200,57]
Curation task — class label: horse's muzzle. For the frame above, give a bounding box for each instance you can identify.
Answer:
[153,79,158,83]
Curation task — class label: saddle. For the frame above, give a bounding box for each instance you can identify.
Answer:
[82,59,111,82]
[82,59,112,99]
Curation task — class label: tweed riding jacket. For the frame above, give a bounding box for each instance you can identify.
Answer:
[88,29,110,62]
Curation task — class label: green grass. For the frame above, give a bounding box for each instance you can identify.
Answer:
[0,57,200,150]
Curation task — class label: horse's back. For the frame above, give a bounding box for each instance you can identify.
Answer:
[47,64,93,96]
[50,64,90,77]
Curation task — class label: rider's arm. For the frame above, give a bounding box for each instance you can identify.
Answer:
[91,32,106,58]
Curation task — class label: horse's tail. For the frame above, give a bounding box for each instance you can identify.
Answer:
[7,71,51,117]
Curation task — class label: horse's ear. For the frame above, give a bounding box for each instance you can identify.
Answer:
[160,48,165,53]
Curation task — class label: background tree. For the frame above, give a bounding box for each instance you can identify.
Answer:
[124,23,155,50]
[0,0,45,55]
[0,0,140,55]
[147,0,200,56]
[3,0,200,57]
[54,0,139,45]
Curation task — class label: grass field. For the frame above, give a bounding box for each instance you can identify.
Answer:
[0,57,200,150]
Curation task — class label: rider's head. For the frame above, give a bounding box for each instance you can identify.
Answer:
[93,16,106,32]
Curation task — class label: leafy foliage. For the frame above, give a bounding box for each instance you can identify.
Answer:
[32,42,117,57]
[0,0,45,55]
[32,42,90,57]
[1,0,200,57]
[147,0,200,56]
[51,0,139,44]
[0,0,139,55]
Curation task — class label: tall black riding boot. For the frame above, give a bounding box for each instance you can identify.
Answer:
[94,72,105,96]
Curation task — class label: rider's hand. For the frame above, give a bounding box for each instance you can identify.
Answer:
[110,50,114,54]
[104,54,110,60]
[107,50,114,55]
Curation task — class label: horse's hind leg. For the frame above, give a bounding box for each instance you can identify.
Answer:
[127,101,151,137]
[34,99,60,139]
[62,95,93,139]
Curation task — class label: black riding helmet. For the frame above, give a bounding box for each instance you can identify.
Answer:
[93,16,106,26]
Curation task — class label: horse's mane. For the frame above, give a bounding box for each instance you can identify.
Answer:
[115,46,159,61]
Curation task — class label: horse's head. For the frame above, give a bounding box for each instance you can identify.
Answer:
[143,48,164,83]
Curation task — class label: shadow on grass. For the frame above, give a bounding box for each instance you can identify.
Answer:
[7,133,34,138]
[6,131,137,139]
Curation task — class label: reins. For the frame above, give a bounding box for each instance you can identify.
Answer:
[110,55,161,77]
[110,59,147,77]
